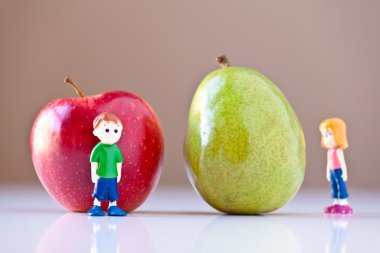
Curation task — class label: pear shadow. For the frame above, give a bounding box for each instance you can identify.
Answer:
[267,212,323,218]
[134,210,323,217]
[134,210,221,217]
[190,214,302,252]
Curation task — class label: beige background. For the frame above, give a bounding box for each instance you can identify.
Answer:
[0,0,379,189]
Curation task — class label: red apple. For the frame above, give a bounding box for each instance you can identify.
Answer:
[30,77,164,212]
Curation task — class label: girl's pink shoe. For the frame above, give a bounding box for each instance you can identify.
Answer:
[337,205,353,214]
[324,204,339,214]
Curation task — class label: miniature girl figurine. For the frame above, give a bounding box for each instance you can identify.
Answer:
[319,118,353,214]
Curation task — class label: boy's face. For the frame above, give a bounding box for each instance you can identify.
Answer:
[93,120,123,145]
[321,127,336,148]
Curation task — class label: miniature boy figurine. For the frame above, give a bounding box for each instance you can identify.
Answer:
[319,118,353,214]
[88,112,127,216]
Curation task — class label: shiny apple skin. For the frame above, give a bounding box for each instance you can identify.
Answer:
[30,91,164,212]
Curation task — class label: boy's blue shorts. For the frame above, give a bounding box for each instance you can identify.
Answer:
[92,177,119,202]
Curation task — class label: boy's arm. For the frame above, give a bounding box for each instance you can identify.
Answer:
[337,149,348,181]
[117,163,122,183]
[90,145,100,183]
[91,162,99,183]
[116,146,123,183]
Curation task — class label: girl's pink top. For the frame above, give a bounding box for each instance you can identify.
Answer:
[328,147,341,170]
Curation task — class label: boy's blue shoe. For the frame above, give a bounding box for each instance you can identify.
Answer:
[107,206,127,216]
[88,205,105,216]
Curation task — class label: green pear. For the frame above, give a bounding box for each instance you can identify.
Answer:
[184,56,306,214]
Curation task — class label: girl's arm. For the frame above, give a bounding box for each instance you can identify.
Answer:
[337,149,348,181]
[326,154,330,182]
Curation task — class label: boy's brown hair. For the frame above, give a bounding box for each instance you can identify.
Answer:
[93,112,122,129]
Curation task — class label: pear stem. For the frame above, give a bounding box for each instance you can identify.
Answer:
[65,76,85,98]
[216,55,230,68]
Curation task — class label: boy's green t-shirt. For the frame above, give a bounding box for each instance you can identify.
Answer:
[90,142,124,178]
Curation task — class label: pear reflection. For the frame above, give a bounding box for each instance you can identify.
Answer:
[325,215,351,253]
[36,213,153,253]
[192,215,302,253]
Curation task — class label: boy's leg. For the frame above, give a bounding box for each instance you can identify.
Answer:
[94,198,101,206]
[107,178,126,216]
[92,178,107,202]
[107,178,120,204]
[88,178,106,216]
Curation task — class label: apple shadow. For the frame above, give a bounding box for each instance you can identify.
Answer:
[36,212,154,252]
[0,207,66,214]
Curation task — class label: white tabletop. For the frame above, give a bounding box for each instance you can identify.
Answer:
[0,185,379,253]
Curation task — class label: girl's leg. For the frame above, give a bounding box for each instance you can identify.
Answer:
[334,169,353,213]
[324,170,340,213]
[335,169,349,199]
[330,170,339,200]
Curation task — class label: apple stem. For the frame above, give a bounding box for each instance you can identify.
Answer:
[65,76,85,98]
[216,55,230,68]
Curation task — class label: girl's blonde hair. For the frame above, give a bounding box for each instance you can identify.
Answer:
[319,118,348,149]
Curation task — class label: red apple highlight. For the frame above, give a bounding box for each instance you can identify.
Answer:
[30,77,164,212]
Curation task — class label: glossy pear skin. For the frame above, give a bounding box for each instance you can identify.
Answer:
[184,67,306,214]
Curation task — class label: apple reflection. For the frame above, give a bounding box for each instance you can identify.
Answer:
[36,213,153,253]
[191,215,302,253]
